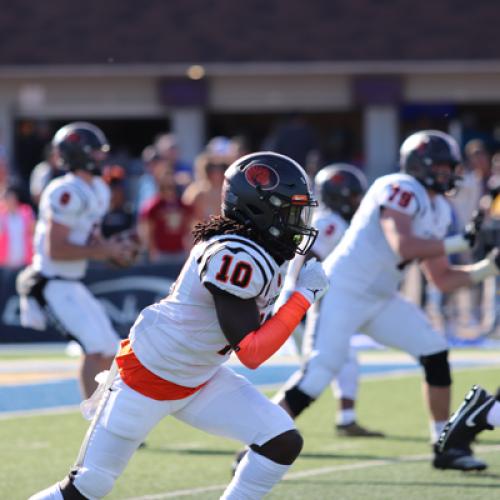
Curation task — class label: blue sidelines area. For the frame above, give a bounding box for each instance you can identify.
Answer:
[0,360,486,413]
[0,362,418,413]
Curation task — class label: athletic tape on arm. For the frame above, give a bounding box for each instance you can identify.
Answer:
[235,292,310,369]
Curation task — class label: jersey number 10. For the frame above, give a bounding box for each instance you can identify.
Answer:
[215,255,253,288]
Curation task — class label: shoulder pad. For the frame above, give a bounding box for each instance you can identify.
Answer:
[198,237,275,299]
[312,211,348,260]
[376,176,423,217]
[45,181,86,226]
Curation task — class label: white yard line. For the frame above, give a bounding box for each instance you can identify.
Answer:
[1,363,498,419]
[0,404,78,420]
[125,444,500,500]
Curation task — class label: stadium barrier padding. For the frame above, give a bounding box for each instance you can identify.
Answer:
[0,261,183,343]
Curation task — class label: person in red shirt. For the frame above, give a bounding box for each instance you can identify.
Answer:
[139,165,194,263]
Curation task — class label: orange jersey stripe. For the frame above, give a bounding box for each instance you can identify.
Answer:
[116,339,207,401]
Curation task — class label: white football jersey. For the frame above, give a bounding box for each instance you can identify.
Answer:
[324,173,452,298]
[130,234,287,386]
[284,207,348,289]
[32,173,110,279]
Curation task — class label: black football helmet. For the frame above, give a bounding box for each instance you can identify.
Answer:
[400,130,462,193]
[315,163,367,221]
[222,152,318,260]
[52,122,110,175]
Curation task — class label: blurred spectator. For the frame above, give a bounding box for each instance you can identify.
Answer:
[488,152,500,218]
[227,135,251,163]
[15,120,52,182]
[451,139,491,232]
[205,136,231,160]
[263,112,320,167]
[446,139,493,332]
[29,144,63,207]
[0,184,35,268]
[135,146,170,212]
[138,166,193,263]
[154,133,193,188]
[0,147,9,199]
[135,134,193,211]
[100,165,135,238]
[182,151,229,222]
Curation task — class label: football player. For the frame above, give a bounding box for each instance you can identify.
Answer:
[437,385,500,469]
[17,122,135,398]
[281,163,384,437]
[30,152,329,500]
[273,130,500,471]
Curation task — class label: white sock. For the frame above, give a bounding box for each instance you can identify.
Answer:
[28,483,64,500]
[337,409,356,426]
[431,421,447,443]
[221,449,290,499]
[486,400,500,427]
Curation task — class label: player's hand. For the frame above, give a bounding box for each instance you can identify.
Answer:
[463,209,485,248]
[295,258,329,305]
[108,231,141,267]
[103,231,141,267]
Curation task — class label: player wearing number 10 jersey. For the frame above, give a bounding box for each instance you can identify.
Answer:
[274,130,500,472]
[30,152,330,500]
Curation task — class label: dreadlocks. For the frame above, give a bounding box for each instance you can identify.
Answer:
[192,215,284,263]
[193,215,258,244]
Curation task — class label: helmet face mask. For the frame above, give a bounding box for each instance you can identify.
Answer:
[52,122,110,175]
[400,130,462,194]
[222,152,318,260]
[314,164,367,221]
[274,195,318,256]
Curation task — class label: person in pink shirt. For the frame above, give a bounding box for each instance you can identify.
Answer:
[0,185,35,268]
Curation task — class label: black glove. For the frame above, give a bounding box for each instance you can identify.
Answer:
[463,209,485,248]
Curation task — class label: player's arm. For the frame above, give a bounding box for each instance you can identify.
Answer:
[203,251,328,370]
[381,206,485,262]
[46,219,125,261]
[420,251,500,294]
[205,282,261,346]
[379,180,484,262]
[380,207,446,261]
[207,281,315,370]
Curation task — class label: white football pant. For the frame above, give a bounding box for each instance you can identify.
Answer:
[70,365,295,499]
[297,289,448,399]
[43,280,119,356]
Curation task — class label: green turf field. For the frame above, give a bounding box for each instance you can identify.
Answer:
[2,366,500,499]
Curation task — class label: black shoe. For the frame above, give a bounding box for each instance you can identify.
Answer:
[231,448,248,476]
[433,444,487,471]
[437,385,495,453]
[336,421,385,438]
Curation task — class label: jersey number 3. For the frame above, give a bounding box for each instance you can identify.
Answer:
[215,255,253,288]
[389,185,414,208]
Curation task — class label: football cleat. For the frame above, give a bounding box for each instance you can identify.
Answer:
[432,444,487,471]
[437,385,495,453]
[336,421,385,438]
